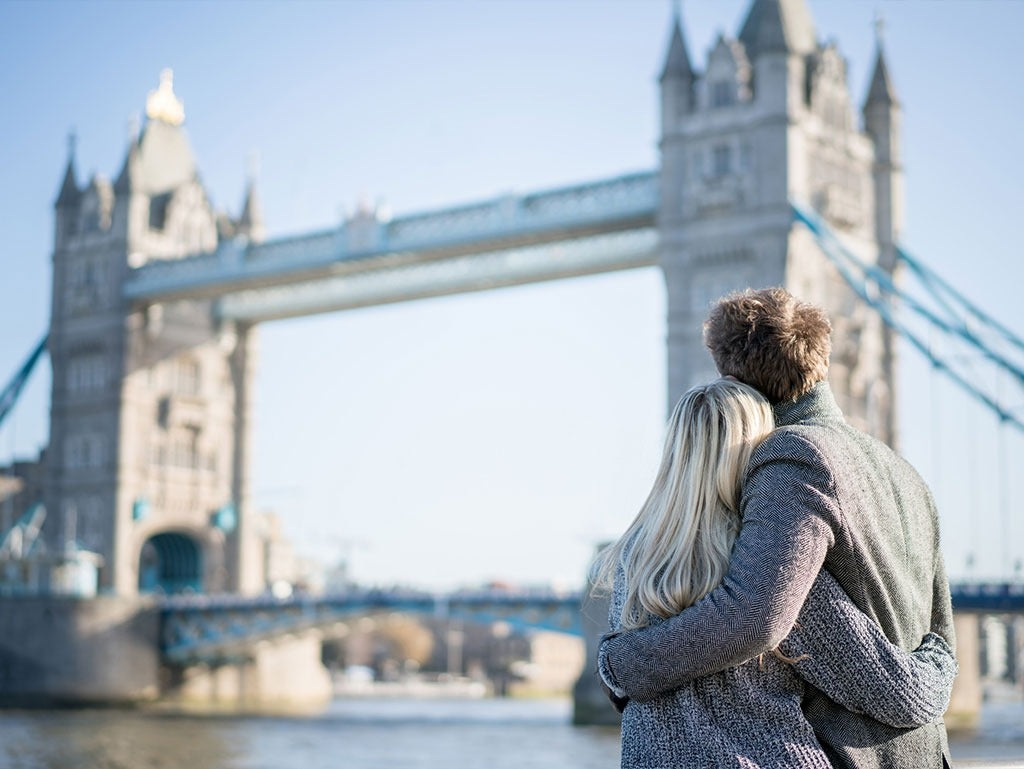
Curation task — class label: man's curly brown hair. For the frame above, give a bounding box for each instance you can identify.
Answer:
[703,287,832,404]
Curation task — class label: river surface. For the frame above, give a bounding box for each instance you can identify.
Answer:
[0,698,1022,769]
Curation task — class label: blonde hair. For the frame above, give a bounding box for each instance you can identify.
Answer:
[592,378,775,630]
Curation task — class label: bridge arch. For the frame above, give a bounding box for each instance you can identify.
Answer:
[138,531,203,595]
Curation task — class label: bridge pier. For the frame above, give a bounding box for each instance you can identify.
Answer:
[0,595,160,706]
[947,613,984,732]
[0,596,333,713]
[161,629,332,714]
[572,583,618,726]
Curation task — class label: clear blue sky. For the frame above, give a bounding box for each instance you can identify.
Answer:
[0,1,1021,588]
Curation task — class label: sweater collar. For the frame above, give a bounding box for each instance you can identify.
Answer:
[773,381,844,427]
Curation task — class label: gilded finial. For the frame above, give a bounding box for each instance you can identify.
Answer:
[145,68,185,126]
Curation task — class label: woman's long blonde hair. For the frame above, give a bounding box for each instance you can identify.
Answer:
[592,378,775,631]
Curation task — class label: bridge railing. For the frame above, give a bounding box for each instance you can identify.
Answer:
[159,588,584,665]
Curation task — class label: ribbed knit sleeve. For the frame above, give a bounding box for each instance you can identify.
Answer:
[779,570,958,728]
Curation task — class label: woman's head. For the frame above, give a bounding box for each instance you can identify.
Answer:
[592,378,775,630]
[661,378,776,517]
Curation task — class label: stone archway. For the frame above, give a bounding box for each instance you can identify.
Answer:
[138,531,202,594]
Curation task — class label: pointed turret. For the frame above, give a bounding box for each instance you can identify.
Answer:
[236,179,265,244]
[864,44,899,107]
[862,22,904,446]
[55,134,80,209]
[134,70,197,195]
[660,4,696,127]
[660,13,695,83]
[738,0,816,59]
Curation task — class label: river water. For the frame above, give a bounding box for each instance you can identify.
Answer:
[0,698,1021,769]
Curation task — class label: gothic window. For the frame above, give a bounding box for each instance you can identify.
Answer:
[710,81,734,108]
[712,145,732,177]
[149,193,172,231]
[691,150,703,179]
[80,497,104,551]
[176,358,201,396]
[739,144,752,174]
[81,198,101,233]
[64,434,106,469]
[169,427,201,468]
[704,36,750,109]
[68,354,108,394]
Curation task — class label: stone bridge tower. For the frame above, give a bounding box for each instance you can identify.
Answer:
[659,0,902,444]
[46,71,264,596]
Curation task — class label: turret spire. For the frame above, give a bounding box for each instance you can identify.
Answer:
[237,152,265,243]
[738,0,816,58]
[660,3,695,82]
[864,25,899,107]
[55,130,80,208]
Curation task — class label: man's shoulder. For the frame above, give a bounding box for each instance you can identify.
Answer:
[753,423,830,464]
[762,419,902,464]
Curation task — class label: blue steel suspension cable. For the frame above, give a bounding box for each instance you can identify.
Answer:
[824,225,1024,388]
[790,202,1024,433]
[790,202,1024,389]
[0,335,47,432]
[897,245,1024,357]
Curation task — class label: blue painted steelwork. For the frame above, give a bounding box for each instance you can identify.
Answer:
[158,582,1024,665]
[159,589,583,664]
[0,335,47,432]
[791,201,1024,433]
[950,582,1024,613]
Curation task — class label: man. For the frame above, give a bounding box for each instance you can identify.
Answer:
[599,287,955,769]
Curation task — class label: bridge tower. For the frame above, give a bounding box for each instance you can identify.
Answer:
[659,0,900,443]
[45,71,263,596]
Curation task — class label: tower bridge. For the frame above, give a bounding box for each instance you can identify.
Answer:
[0,0,1021,723]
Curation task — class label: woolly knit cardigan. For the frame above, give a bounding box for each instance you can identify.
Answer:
[599,383,957,769]
[605,566,956,769]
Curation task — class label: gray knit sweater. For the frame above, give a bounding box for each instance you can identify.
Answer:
[604,567,956,769]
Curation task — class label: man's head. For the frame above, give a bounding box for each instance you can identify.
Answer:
[704,287,832,404]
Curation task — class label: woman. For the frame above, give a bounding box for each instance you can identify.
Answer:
[592,379,956,769]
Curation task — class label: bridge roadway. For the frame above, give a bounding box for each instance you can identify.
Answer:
[124,171,659,321]
[159,582,1024,666]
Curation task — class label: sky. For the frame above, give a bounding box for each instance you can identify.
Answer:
[0,0,1022,590]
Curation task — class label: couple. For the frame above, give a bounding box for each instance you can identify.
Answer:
[594,288,957,769]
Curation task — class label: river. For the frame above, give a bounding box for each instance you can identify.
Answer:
[0,698,1021,768]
